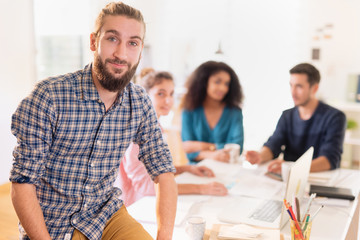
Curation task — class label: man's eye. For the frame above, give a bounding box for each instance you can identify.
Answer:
[108,37,117,42]
[129,41,138,46]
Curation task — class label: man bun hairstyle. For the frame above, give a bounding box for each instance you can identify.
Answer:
[94,2,146,40]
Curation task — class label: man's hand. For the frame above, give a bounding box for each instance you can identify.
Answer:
[244,150,261,164]
[267,158,284,174]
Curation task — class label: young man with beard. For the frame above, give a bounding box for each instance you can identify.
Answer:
[10,2,177,240]
[245,63,346,173]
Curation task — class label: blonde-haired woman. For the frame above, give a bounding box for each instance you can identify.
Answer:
[116,69,228,206]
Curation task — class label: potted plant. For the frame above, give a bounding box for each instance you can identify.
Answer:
[346,119,358,138]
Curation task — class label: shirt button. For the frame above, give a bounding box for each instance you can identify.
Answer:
[85,186,90,190]
[72,219,77,224]
[97,99,102,103]
[84,203,88,208]
[97,140,101,145]
[90,163,94,167]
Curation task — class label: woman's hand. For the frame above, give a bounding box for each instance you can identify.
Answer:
[199,182,228,196]
[210,149,230,162]
[188,166,215,177]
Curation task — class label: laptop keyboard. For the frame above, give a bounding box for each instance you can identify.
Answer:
[249,199,282,223]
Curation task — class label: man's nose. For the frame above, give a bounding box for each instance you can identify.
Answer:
[114,42,128,60]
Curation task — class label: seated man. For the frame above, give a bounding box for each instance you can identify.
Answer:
[246,63,346,173]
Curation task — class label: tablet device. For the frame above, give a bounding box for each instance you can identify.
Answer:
[309,184,355,200]
[265,171,282,181]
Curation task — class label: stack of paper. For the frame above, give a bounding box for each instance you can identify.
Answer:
[217,224,280,240]
[308,170,339,185]
[217,224,263,239]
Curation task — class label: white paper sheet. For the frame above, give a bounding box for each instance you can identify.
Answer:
[127,196,193,226]
[217,224,280,240]
[228,174,284,199]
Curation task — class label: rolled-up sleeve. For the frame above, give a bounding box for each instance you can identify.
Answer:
[10,83,54,185]
[135,93,176,180]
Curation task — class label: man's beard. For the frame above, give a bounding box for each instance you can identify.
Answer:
[94,54,139,92]
[294,95,311,107]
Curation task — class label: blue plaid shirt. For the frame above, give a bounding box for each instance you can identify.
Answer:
[10,63,176,240]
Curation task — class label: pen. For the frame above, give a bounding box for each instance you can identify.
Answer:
[301,214,309,230]
[284,199,305,240]
[302,214,310,233]
[302,193,316,222]
[310,205,324,221]
[292,195,296,220]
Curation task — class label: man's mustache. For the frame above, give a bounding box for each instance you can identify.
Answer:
[106,58,128,65]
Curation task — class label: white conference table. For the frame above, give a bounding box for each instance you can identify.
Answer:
[128,159,360,240]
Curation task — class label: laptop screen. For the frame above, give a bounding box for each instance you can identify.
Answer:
[279,147,314,228]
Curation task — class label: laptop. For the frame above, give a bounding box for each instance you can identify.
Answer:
[218,147,314,229]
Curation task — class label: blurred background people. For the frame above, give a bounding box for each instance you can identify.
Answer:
[116,68,228,207]
[181,61,244,164]
[245,63,346,173]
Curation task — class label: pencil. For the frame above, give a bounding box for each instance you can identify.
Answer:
[310,205,324,221]
[295,197,301,222]
[284,199,305,240]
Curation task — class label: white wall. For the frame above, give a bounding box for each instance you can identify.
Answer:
[132,0,360,149]
[1,0,360,184]
[303,0,360,103]
[0,0,36,184]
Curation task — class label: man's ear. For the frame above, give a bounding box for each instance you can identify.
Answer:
[90,33,97,51]
[311,83,319,95]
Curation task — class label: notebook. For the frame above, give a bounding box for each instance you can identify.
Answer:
[218,147,314,229]
[309,184,355,200]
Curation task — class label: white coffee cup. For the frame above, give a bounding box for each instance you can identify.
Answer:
[224,143,241,164]
[281,161,295,183]
[185,216,206,240]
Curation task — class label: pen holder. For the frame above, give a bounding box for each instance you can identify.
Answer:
[290,219,312,240]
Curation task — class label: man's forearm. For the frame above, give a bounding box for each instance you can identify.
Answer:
[259,146,274,163]
[155,172,177,240]
[11,183,51,240]
[310,156,331,172]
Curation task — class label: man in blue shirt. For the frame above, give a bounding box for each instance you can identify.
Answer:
[10,2,177,240]
[246,63,346,173]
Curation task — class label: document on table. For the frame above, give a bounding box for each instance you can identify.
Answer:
[177,159,284,199]
[127,196,193,226]
[228,173,284,199]
[175,172,225,184]
[197,159,242,179]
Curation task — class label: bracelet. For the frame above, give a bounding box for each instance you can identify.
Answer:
[209,144,216,151]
